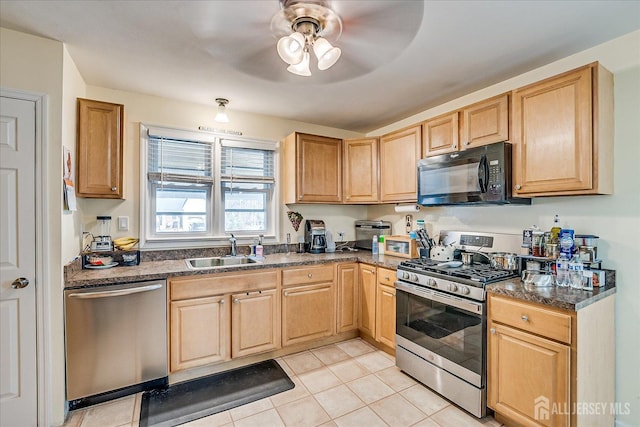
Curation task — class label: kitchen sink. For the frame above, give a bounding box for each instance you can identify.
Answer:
[185,256,259,269]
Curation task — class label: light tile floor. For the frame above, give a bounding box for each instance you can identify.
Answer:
[62,338,503,427]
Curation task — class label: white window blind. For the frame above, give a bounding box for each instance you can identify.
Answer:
[148,137,214,184]
[220,142,275,186]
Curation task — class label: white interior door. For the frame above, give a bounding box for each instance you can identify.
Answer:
[0,95,38,426]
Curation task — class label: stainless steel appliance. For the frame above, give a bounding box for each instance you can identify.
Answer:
[395,230,520,418]
[304,219,327,253]
[355,220,391,250]
[64,280,168,409]
[417,142,530,206]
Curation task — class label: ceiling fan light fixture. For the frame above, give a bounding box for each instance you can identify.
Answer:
[286,51,311,76]
[277,31,306,65]
[214,98,229,123]
[313,37,341,70]
[271,0,343,76]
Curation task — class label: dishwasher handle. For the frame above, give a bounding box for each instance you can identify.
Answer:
[68,283,163,299]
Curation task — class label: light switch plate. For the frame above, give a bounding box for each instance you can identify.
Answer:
[118,216,129,231]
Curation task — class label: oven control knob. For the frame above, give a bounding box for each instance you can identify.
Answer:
[461,286,470,295]
[410,274,419,282]
[402,272,410,280]
[427,278,437,287]
[448,283,458,292]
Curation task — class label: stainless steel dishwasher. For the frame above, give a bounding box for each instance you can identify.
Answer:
[64,280,168,408]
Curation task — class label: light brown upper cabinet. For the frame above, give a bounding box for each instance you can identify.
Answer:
[423,94,509,157]
[379,125,422,202]
[76,98,124,198]
[282,132,342,203]
[343,137,379,203]
[422,111,459,156]
[511,62,613,196]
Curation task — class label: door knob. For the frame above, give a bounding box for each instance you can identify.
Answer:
[11,277,30,289]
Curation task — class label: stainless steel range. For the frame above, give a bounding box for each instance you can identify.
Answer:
[395,231,520,418]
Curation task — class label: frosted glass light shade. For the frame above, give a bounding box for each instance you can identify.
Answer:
[277,32,306,65]
[287,51,311,76]
[214,104,229,123]
[313,37,341,70]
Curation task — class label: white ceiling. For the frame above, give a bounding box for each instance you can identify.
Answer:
[1,0,639,133]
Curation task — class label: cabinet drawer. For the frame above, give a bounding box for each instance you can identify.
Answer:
[282,264,334,286]
[489,295,572,344]
[377,267,396,287]
[170,270,278,300]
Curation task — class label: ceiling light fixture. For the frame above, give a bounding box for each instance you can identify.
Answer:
[271,0,342,77]
[214,98,229,123]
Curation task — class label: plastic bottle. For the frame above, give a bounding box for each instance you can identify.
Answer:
[378,235,385,255]
[555,253,570,287]
[568,254,584,289]
[372,235,379,255]
[550,214,561,244]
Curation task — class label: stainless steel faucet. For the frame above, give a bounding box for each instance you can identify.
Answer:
[229,233,237,257]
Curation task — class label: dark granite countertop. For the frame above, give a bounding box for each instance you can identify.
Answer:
[486,270,616,311]
[64,251,403,289]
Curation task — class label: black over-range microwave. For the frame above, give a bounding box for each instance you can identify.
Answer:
[417,141,530,206]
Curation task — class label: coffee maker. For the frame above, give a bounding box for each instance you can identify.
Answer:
[304,219,327,254]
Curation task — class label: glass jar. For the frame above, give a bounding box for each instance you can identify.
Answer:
[531,230,545,257]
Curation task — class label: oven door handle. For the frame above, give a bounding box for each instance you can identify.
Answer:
[395,281,484,315]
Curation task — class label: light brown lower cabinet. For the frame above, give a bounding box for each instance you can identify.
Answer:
[358,264,377,338]
[282,282,336,347]
[375,283,396,348]
[337,263,359,333]
[170,295,230,372]
[231,289,280,358]
[488,293,615,427]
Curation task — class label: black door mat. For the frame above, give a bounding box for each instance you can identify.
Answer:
[139,359,294,427]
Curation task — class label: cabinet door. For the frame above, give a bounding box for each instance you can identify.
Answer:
[76,98,124,198]
[380,125,421,202]
[294,133,343,203]
[488,322,570,427]
[170,295,229,372]
[358,264,377,337]
[337,263,359,333]
[231,289,280,358]
[282,282,336,347]
[375,283,396,348]
[460,94,509,150]
[343,138,378,203]
[423,112,459,157]
[512,66,593,196]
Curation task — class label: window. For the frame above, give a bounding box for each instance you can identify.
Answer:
[140,124,278,248]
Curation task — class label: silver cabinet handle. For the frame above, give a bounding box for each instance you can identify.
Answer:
[68,284,162,299]
[515,184,522,190]
[307,273,312,278]
[490,328,496,334]
[346,195,350,200]
[465,141,470,146]
[11,277,30,289]
[521,315,529,322]
[111,187,117,191]
[219,299,225,304]
[233,298,239,304]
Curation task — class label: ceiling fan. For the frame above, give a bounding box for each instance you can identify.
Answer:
[201,1,425,83]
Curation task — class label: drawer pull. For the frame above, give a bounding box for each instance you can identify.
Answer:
[233,298,239,304]
[384,276,390,281]
[490,328,496,334]
[521,315,529,322]
[308,273,312,278]
[219,299,225,305]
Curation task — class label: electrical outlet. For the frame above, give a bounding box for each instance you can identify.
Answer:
[337,231,344,241]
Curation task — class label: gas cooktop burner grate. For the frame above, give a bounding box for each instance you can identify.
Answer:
[398,259,516,283]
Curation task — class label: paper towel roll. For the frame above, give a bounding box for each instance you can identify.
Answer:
[394,204,421,213]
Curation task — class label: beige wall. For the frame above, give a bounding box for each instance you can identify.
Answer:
[78,86,365,247]
[0,27,68,426]
[367,31,640,427]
